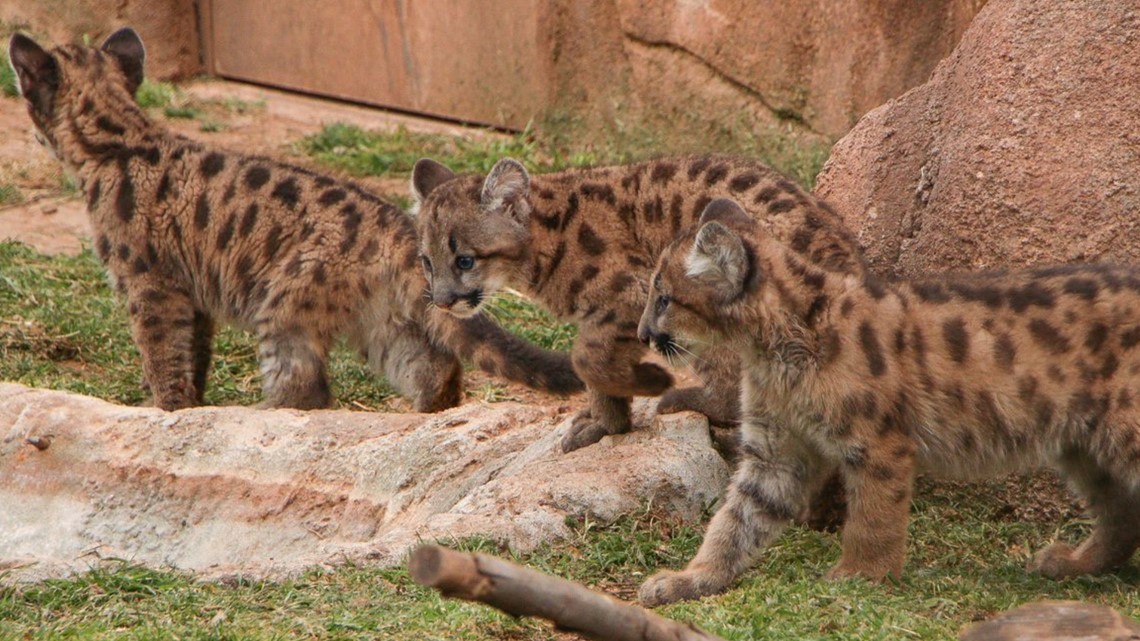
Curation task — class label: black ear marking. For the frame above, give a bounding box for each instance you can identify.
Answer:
[101,27,146,96]
[699,197,753,228]
[411,158,457,201]
[8,33,59,114]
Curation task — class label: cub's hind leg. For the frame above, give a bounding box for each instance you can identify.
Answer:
[1030,447,1140,578]
[657,345,741,426]
[562,325,673,453]
[639,421,822,606]
[256,325,332,410]
[124,280,199,410]
[367,322,462,413]
[827,430,915,581]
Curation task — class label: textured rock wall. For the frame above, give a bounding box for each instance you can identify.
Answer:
[546,0,986,141]
[816,0,1140,277]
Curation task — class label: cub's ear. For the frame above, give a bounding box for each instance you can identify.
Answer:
[686,221,750,299]
[8,33,59,113]
[481,158,529,213]
[411,158,456,203]
[101,27,145,96]
[699,197,753,228]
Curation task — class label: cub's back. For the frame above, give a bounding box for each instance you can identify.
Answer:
[891,264,1140,476]
[88,136,421,330]
[528,155,865,278]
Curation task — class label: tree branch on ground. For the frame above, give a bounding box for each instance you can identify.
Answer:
[409,544,726,641]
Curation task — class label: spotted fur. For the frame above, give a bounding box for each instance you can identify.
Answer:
[412,156,865,451]
[639,198,1140,604]
[9,29,581,410]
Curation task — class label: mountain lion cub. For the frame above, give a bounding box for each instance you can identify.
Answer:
[639,198,1140,604]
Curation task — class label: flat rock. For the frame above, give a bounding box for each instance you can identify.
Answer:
[960,601,1140,641]
[0,384,728,582]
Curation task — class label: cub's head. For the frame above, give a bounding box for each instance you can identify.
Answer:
[8,28,145,157]
[411,157,533,317]
[639,198,761,363]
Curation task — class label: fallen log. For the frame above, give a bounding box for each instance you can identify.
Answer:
[408,544,726,641]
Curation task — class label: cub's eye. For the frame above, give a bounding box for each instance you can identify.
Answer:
[655,294,671,315]
[456,255,475,271]
[420,255,433,273]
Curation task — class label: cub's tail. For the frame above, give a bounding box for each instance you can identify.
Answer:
[427,308,584,395]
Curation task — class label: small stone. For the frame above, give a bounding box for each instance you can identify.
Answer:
[25,435,51,451]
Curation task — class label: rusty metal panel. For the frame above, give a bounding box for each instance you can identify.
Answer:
[203,0,550,130]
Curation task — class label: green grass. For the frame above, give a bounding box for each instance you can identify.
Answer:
[1,494,1138,641]
[136,80,180,110]
[298,122,592,178]
[139,82,262,132]
[484,292,576,352]
[0,49,18,98]
[537,107,832,188]
[0,182,23,205]
[163,104,203,120]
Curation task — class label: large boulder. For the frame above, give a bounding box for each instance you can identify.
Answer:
[0,384,728,582]
[815,0,1140,278]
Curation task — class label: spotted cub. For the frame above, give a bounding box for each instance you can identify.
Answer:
[411,155,864,451]
[638,198,1140,605]
[9,29,581,410]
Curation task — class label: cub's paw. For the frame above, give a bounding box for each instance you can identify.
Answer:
[1028,542,1082,578]
[638,569,728,607]
[657,387,739,426]
[824,561,894,582]
[561,410,620,453]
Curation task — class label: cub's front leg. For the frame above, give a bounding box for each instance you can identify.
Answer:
[639,420,821,605]
[562,325,673,452]
[124,278,200,410]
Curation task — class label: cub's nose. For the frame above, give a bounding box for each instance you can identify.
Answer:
[637,322,652,345]
[433,292,458,310]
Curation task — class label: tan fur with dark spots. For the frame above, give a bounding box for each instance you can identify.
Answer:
[639,198,1140,605]
[9,29,581,411]
[412,155,865,452]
